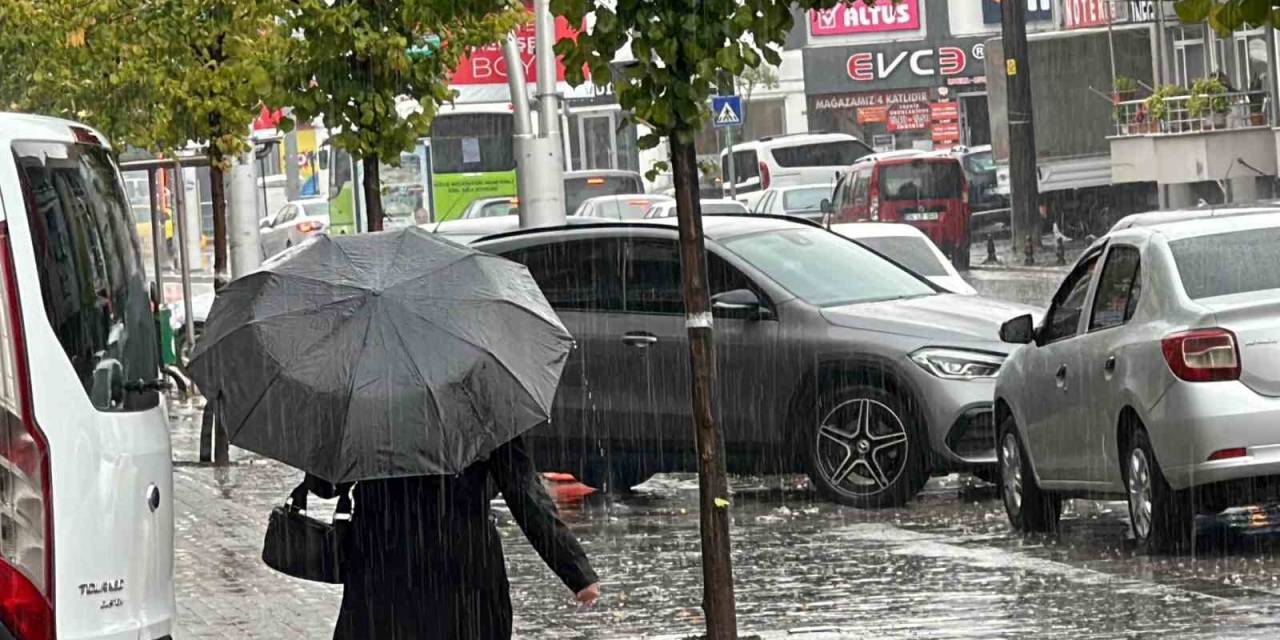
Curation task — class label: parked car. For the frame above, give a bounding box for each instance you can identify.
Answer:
[1,114,173,639]
[829,151,972,269]
[428,215,604,246]
[753,184,835,222]
[563,170,645,216]
[994,211,1280,551]
[950,145,1007,214]
[573,194,674,220]
[460,196,520,219]
[472,216,1037,507]
[260,198,330,258]
[831,223,977,295]
[645,198,749,218]
[720,132,871,197]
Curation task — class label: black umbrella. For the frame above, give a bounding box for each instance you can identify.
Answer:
[187,227,572,483]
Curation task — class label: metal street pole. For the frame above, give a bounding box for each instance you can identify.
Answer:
[504,33,543,229]
[228,145,262,278]
[171,162,195,357]
[284,129,300,201]
[1000,0,1040,252]
[716,72,738,199]
[1266,21,1279,125]
[527,0,566,226]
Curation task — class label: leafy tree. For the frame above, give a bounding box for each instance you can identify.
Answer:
[283,0,525,231]
[552,0,837,636]
[0,0,290,277]
[1174,0,1280,32]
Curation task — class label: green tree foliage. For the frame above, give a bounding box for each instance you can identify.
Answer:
[552,0,839,147]
[1175,0,1280,33]
[283,0,525,230]
[0,0,289,275]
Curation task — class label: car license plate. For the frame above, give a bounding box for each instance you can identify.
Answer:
[903,211,940,222]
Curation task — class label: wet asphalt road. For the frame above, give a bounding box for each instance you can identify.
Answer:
[170,265,1280,639]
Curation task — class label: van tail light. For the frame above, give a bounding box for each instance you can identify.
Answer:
[758,162,771,189]
[1161,328,1241,382]
[0,226,55,640]
[295,220,325,233]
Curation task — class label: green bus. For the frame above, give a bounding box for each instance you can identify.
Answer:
[428,105,518,221]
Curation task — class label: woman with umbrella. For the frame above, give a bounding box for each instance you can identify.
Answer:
[189,228,599,638]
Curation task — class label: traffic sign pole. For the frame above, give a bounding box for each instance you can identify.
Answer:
[711,94,743,200]
[725,126,736,200]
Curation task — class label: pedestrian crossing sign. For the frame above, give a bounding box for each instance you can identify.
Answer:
[712,95,743,128]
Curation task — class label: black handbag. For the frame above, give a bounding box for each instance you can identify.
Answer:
[262,481,352,584]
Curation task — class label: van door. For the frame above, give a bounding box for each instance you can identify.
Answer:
[7,140,173,640]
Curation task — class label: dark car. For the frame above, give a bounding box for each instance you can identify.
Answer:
[472,216,1037,507]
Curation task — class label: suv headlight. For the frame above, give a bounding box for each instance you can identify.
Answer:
[910,348,1005,380]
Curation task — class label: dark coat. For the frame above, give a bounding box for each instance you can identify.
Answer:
[311,437,597,640]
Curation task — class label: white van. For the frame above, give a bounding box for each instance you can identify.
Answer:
[719,132,872,198]
[0,114,173,639]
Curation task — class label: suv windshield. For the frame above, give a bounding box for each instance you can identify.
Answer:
[1170,227,1280,299]
[772,140,872,168]
[13,141,160,411]
[880,160,964,201]
[721,227,935,306]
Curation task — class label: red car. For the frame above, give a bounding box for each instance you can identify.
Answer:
[828,151,971,269]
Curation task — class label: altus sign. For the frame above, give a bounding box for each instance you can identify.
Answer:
[846,47,968,82]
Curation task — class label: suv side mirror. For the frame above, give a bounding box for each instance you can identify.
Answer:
[711,288,766,319]
[259,218,273,230]
[999,313,1035,345]
[820,198,832,214]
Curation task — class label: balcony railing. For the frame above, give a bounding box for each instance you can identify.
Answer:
[1113,90,1270,137]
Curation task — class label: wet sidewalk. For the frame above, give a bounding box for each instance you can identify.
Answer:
[169,398,1280,639]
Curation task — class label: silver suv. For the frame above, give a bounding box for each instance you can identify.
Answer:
[474,216,1036,507]
[995,211,1280,551]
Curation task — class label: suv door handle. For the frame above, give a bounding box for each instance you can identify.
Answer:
[1104,356,1117,373]
[1054,364,1068,390]
[621,332,658,348]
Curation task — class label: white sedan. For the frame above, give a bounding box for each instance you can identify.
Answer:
[831,222,977,295]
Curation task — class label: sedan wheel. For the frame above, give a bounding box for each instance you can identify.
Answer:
[997,415,1061,532]
[807,384,926,508]
[1124,428,1192,553]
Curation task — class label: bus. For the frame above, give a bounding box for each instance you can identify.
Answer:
[325,142,432,234]
[428,104,517,221]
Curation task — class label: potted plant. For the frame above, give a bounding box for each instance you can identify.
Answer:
[1187,77,1229,128]
[1113,76,1140,134]
[1145,84,1186,132]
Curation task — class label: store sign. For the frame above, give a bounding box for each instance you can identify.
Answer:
[812,88,933,112]
[981,0,1053,25]
[810,0,920,37]
[846,46,968,82]
[930,101,960,121]
[1062,0,1115,29]
[857,106,889,124]
[451,4,578,84]
[887,103,930,132]
[932,122,961,144]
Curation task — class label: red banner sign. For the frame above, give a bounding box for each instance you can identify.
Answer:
[450,5,578,85]
[810,0,921,37]
[931,122,961,144]
[887,103,930,132]
[1063,0,1115,29]
[930,101,960,122]
[857,105,889,124]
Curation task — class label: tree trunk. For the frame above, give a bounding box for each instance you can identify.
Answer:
[362,155,383,232]
[210,165,228,277]
[670,137,737,639]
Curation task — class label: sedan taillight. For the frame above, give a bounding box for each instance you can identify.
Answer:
[296,220,325,233]
[1161,328,1241,382]
[0,227,54,640]
[758,162,771,189]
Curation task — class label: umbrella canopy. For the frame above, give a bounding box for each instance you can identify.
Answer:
[187,227,573,483]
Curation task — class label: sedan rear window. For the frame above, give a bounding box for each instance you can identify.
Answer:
[771,140,871,168]
[722,228,935,307]
[1170,227,1280,299]
[855,236,949,276]
[782,188,829,213]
